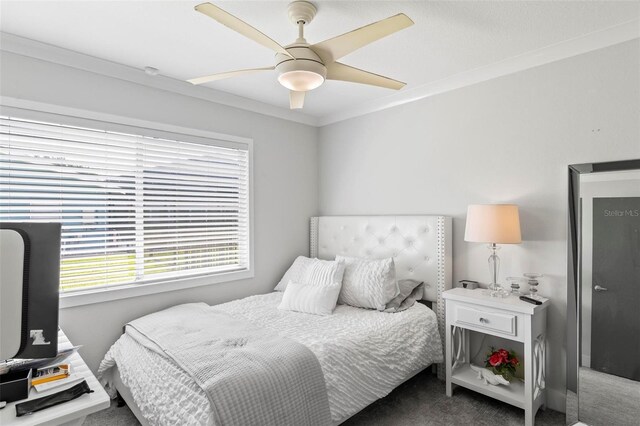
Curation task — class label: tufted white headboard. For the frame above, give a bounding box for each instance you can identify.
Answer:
[310,215,452,303]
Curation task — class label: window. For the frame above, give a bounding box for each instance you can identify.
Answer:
[0,115,251,295]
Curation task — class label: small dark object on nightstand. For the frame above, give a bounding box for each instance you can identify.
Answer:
[0,368,32,404]
[519,296,542,305]
[15,380,93,417]
[458,280,478,289]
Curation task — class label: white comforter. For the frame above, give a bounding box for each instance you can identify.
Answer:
[100,292,443,425]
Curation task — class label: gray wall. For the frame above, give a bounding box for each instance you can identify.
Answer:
[0,51,319,372]
[318,40,640,410]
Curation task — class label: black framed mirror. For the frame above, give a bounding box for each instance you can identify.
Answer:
[567,159,640,425]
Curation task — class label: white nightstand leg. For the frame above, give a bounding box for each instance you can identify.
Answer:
[524,317,534,426]
[463,328,470,366]
[446,322,452,397]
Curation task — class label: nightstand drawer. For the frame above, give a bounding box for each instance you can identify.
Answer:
[454,305,517,336]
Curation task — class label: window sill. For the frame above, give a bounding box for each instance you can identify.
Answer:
[59,269,254,309]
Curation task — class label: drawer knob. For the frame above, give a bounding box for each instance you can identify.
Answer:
[479,317,489,324]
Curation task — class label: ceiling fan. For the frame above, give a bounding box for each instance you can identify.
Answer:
[188,1,414,110]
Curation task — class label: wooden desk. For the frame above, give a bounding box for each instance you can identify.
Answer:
[0,330,110,425]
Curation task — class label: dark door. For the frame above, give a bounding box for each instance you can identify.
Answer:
[591,197,640,381]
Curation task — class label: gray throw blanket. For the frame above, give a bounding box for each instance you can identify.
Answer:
[126,303,331,426]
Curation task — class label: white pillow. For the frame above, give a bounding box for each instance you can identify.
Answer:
[278,281,342,316]
[274,256,316,291]
[336,256,399,311]
[301,258,346,287]
[275,256,345,291]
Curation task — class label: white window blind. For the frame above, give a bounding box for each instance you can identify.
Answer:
[0,116,250,293]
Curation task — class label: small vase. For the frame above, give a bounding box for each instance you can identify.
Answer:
[490,368,513,382]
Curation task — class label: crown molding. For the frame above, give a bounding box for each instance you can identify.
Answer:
[317,18,640,126]
[0,32,320,127]
[2,17,639,129]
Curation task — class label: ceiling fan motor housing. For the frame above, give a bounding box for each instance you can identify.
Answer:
[288,1,317,25]
[276,44,327,91]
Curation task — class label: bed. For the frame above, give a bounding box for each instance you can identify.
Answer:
[99,215,452,425]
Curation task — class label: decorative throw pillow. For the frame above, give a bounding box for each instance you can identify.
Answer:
[300,258,346,287]
[336,256,399,311]
[275,256,345,292]
[274,256,316,291]
[278,281,342,316]
[384,280,425,313]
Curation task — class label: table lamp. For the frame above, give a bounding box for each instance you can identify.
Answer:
[464,204,522,297]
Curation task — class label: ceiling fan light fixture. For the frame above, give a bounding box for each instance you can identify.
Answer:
[278,70,324,91]
[188,2,414,109]
[276,52,327,91]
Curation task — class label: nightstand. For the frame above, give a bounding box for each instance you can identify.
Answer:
[0,329,110,426]
[443,288,550,426]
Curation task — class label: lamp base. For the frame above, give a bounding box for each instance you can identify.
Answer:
[486,244,508,297]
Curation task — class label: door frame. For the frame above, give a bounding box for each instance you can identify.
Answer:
[567,159,640,424]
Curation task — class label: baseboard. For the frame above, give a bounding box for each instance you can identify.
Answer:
[546,387,566,413]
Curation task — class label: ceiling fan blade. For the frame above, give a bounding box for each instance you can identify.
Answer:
[326,62,405,90]
[188,66,275,85]
[311,13,413,63]
[289,90,305,109]
[195,3,293,59]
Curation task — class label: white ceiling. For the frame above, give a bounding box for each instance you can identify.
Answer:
[1,1,639,118]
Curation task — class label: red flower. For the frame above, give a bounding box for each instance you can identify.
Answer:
[511,358,518,366]
[498,349,509,360]
[489,353,503,367]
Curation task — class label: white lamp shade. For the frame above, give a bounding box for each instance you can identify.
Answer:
[464,204,522,244]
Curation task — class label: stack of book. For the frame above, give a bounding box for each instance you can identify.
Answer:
[32,364,81,392]
[32,364,70,386]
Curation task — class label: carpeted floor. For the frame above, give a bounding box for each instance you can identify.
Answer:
[83,369,564,425]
